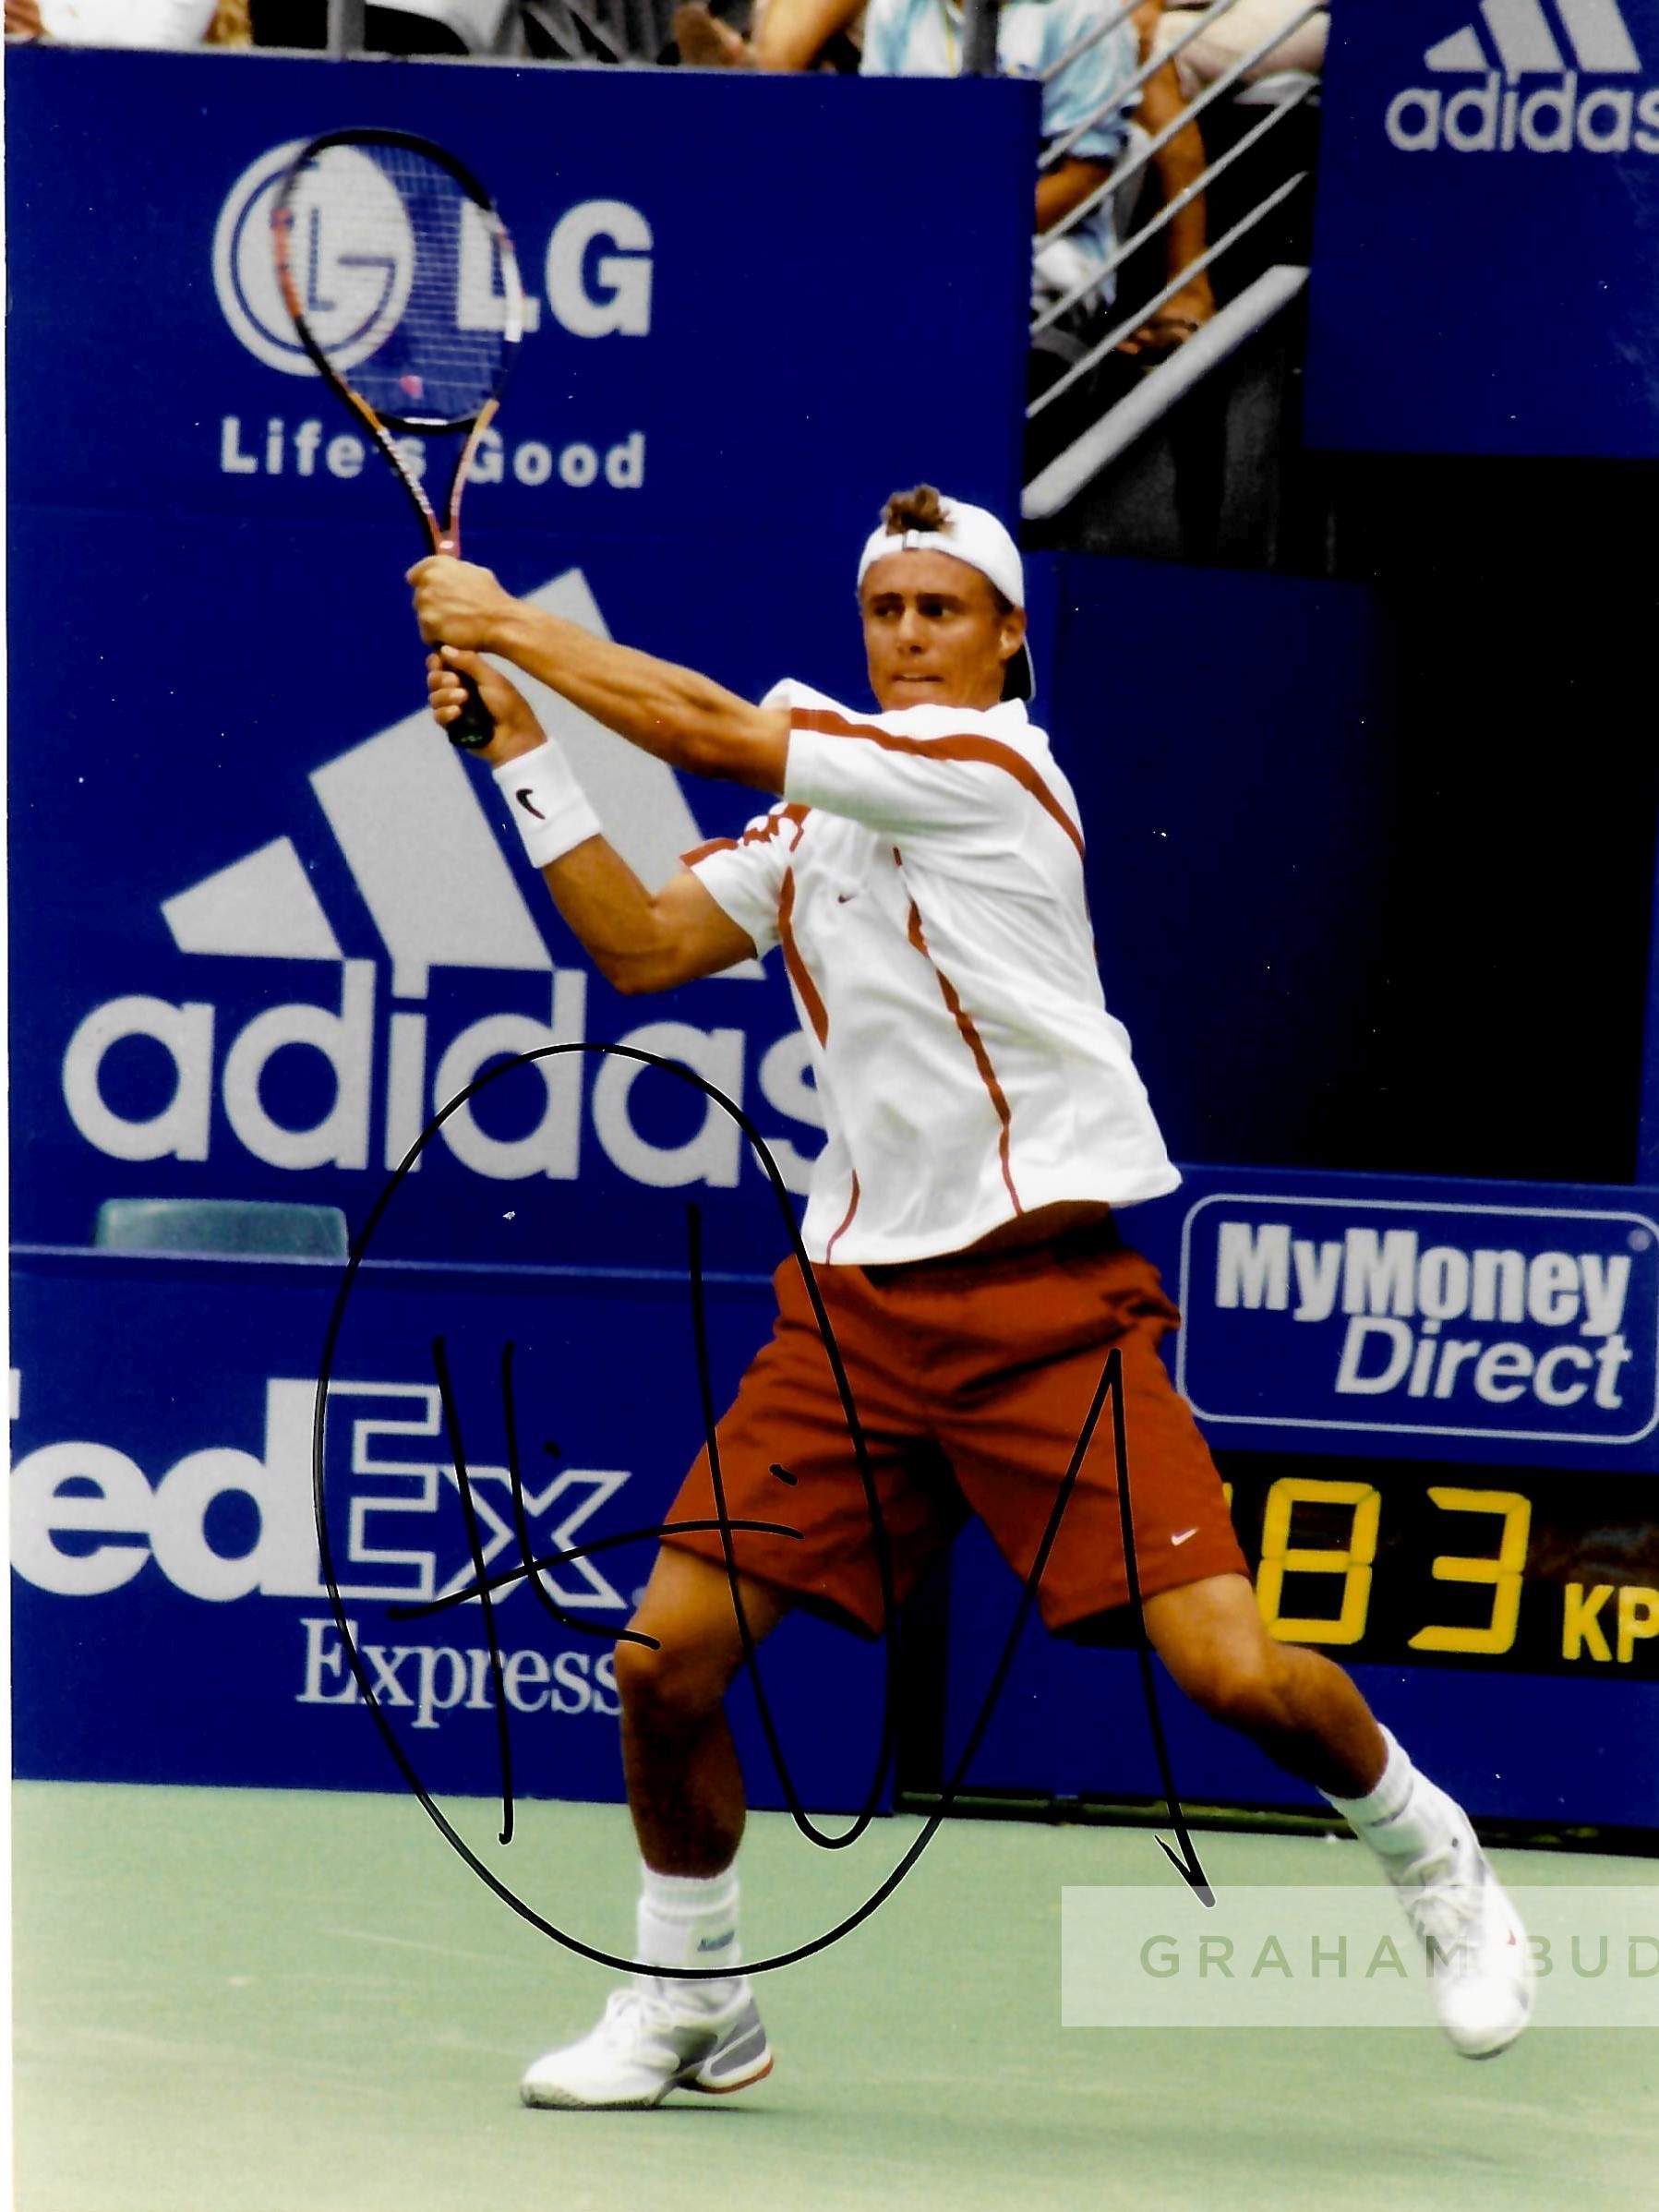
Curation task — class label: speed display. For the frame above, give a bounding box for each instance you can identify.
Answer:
[1205,1454,1659,1675]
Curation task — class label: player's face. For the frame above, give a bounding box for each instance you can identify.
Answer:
[860,550,1027,713]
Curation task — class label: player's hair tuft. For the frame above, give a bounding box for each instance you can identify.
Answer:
[874,485,1015,614]
[881,485,951,536]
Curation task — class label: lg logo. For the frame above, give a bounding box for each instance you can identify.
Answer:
[212,141,655,375]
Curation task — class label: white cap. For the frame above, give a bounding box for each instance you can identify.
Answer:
[857,493,1033,701]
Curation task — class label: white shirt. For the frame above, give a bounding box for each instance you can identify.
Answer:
[687,681,1179,1265]
[39,0,217,42]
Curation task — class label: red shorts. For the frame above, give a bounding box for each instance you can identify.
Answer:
[662,1226,1246,1638]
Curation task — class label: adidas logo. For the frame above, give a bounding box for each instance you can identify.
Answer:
[1387,0,1659,152]
[59,569,810,1196]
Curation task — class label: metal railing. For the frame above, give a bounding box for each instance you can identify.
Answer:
[1034,48,1318,332]
[316,0,1323,496]
[962,0,1001,75]
[1040,0,1260,171]
[324,0,624,56]
[1023,261,1307,517]
[1029,168,1306,420]
[1028,0,1322,447]
[1040,0,1143,92]
[523,0,633,60]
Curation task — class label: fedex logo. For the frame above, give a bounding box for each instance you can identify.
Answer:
[9,1373,634,1610]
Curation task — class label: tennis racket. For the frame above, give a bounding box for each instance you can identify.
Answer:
[271,127,524,749]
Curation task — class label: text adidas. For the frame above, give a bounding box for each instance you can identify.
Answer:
[1388,72,1659,153]
[62,963,821,1192]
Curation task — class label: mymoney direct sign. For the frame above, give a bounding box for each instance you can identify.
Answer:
[1304,0,1659,455]
[1174,1190,1659,1456]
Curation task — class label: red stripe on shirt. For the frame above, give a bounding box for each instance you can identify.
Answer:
[823,1171,861,1262]
[777,869,829,1046]
[680,836,736,867]
[794,708,1084,863]
[681,803,811,872]
[905,898,1022,1215]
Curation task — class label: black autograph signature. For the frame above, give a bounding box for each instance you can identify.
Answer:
[309,1042,1213,1981]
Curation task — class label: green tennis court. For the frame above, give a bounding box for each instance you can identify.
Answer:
[14,1782,1656,2212]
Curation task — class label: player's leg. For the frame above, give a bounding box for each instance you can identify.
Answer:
[521,1546,791,2110]
[522,1256,941,2110]
[1140,1570,1384,1794]
[932,1233,1533,2059]
[619,1543,793,1876]
[1144,1571,1534,2057]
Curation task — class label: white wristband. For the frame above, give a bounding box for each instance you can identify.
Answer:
[492,739,603,869]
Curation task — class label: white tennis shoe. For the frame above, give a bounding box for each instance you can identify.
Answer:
[1389,1816,1535,2058]
[520,1980,773,2110]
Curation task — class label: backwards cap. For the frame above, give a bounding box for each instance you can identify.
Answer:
[857,494,1034,703]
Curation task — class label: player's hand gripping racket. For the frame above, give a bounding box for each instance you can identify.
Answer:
[271,128,523,749]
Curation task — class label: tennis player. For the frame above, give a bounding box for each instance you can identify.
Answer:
[410,487,1533,2107]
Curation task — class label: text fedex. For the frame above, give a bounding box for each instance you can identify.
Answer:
[10,1376,633,1610]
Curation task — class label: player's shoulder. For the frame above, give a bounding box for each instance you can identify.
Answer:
[889,697,1054,757]
[765,678,1054,758]
[760,676,853,720]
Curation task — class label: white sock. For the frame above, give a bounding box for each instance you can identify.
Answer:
[1321,1727,1462,1868]
[635,1863,743,2013]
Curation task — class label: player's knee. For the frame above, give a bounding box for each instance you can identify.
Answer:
[613,1632,730,1737]
[1181,1652,1286,1737]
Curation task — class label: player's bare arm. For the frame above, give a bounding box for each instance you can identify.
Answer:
[432,491,1551,2113]
[427,647,758,994]
[409,553,789,791]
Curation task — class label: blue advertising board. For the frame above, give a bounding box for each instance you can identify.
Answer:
[937,1166,1659,1831]
[9,51,1409,1288]
[14,1166,1656,1824]
[1304,0,1659,455]
[1167,1176,1659,1467]
[6,45,1035,1815]
[6,45,1036,1279]
[942,1542,1659,1827]
[10,1245,894,1813]
[10,47,1657,1833]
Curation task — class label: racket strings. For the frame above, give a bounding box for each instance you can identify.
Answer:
[292,140,514,429]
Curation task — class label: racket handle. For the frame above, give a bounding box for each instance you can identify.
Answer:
[446,666,496,751]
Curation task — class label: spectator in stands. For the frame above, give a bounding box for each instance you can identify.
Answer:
[675,0,863,69]
[860,0,1140,342]
[6,0,248,37]
[673,0,1215,368]
[1152,0,1326,96]
[1115,0,1215,363]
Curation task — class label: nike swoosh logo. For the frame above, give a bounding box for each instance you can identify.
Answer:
[516,789,547,820]
[836,892,858,904]
[1171,1528,1198,1545]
